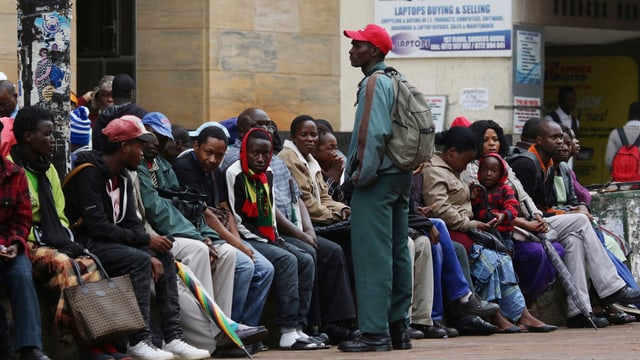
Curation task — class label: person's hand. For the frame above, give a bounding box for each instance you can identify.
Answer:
[204,237,219,263]
[569,205,593,221]
[150,257,164,283]
[300,233,318,249]
[149,234,173,254]
[412,163,424,176]
[81,90,93,102]
[341,207,351,219]
[470,186,481,201]
[471,220,491,231]
[417,204,436,217]
[0,244,19,261]
[491,213,506,226]
[326,157,345,184]
[428,226,440,244]
[535,218,550,233]
[238,242,255,262]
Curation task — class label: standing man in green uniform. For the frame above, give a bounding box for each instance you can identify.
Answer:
[339,24,413,352]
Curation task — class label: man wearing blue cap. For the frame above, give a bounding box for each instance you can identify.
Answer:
[136,113,270,348]
[339,24,413,352]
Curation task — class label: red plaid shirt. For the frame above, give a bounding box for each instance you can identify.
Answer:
[0,156,31,252]
[472,182,518,233]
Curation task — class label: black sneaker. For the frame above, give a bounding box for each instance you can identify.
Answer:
[566,314,609,329]
[410,323,446,339]
[455,293,500,317]
[434,320,459,338]
[389,321,411,350]
[338,333,392,352]
[454,315,499,336]
[601,286,640,305]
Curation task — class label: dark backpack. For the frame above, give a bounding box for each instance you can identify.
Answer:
[363,67,435,170]
[611,128,640,182]
[49,64,64,88]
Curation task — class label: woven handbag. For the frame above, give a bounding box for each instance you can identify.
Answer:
[64,251,145,343]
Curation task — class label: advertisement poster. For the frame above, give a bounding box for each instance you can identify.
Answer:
[516,30,541,84]
[544,56,639,185]
[460,88,489,110]
[18,1,72,176]
[425,95,447,132]
[513,96,541,134]
[375,0,512,58]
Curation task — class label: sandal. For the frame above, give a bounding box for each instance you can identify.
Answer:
[280,337,329,350]
[593,305,636,325]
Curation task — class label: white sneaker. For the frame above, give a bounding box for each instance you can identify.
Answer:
[127,340,175,360]
[163,338,210,360]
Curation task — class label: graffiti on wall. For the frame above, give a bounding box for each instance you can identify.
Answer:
[17,0,72,176]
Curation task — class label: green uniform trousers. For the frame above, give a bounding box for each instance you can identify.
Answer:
[350,171,413,334]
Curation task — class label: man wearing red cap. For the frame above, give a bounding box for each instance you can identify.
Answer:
[340,24,413,352]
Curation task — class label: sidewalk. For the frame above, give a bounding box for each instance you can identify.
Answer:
[250,323,640,360]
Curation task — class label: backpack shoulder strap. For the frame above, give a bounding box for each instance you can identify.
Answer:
[548,111,561,125]
[632,131,640,148]
[354,72,383,178]
[617,128,630,146]
[62,163,96,189]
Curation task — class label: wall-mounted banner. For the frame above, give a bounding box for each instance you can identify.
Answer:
[425,95,447,132]
[516,30,541,84]
[375,0,512,58]
[512,96,541,134]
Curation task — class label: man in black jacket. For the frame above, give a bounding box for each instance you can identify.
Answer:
[64,115,209,360]
[91,73,148,152]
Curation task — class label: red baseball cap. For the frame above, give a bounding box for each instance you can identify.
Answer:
[344,24,393,55]
[102,115,156,143]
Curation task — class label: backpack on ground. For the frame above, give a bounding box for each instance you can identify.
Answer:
[364,67,435,170]
[49,64,64,88]
[611,128,640,182]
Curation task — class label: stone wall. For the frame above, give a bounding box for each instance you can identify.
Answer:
[136,0,342,132]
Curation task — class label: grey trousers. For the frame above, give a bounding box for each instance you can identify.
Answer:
[408,235,435,326]
[547,213,626,317]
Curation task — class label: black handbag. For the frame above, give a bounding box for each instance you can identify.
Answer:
[157,186,208,224]
[468,228,508,253]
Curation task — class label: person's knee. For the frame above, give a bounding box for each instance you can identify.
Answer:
[235,250,255,274]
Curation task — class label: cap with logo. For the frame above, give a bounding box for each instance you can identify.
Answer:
[142,112,174,140]
[343,24,393,55]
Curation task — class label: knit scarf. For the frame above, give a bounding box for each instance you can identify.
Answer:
[240,128,275,242]
[10,145,83,256]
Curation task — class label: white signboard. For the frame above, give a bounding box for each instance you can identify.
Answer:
[513,96,541,134]
[425,95,447,132]
[460,88,489,111]
[516,30,542,84]
[375,0,512,58]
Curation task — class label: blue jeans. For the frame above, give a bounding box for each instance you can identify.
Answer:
[0,253,42,351]
[247,238,315,329]
[231,241,274,325]
[430,218,471,321]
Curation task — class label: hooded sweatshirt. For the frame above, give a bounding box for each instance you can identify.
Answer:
[63,150,150,248]
[471,153,519,234]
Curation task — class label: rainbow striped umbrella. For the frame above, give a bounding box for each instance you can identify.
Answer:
[174,261,252,358]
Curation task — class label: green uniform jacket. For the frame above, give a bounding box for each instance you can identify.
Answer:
[137,156,220,241]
